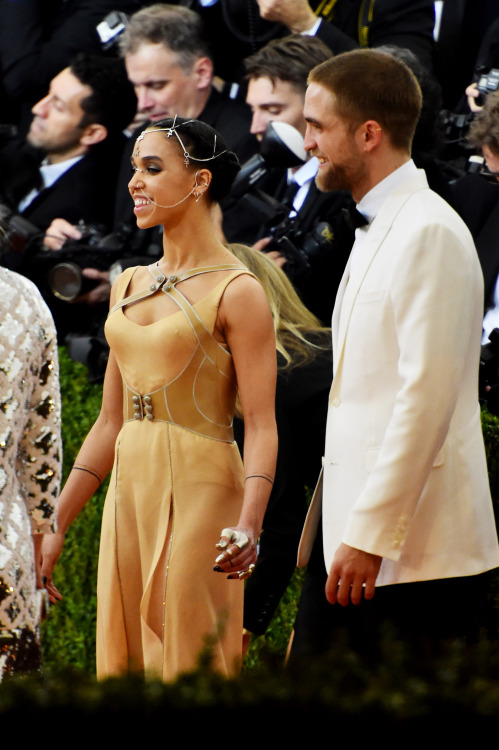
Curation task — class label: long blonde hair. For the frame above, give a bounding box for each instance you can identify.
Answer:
[229,244,330,370]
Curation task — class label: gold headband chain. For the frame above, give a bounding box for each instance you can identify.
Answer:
[135,114,227,167]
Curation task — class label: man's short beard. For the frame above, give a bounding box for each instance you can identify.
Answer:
[315,160,367,196]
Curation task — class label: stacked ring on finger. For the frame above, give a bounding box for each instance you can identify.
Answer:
[238,563,256,580]
[216,528,250,552]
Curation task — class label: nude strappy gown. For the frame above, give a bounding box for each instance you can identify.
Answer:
[97,263,249,681]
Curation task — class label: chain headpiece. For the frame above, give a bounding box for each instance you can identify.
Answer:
[134,114,227,167]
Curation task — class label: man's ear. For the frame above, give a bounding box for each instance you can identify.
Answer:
[79,122,108,148]
[192,56,213,91]
[360,120,383,152]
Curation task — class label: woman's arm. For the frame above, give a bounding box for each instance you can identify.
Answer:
[214,275,278,576]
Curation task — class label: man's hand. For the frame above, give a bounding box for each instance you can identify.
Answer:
[252,237,287,268]
[326,543,382,606]
[256,0,317,32]
[43,218,82,251]
[72,268,110,305]
[465,82,483,113]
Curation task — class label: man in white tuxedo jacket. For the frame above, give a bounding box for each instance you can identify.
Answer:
[292,49,499,659]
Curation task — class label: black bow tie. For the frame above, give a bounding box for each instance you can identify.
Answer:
[342,204,369,230]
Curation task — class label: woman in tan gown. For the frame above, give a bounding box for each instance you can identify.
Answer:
[42,117,277,680]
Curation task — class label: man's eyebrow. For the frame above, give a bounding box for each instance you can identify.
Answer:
[142,79,168,86]
[304,115,321,127]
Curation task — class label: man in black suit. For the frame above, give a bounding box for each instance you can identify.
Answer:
[0,54,136,334]
[1,54,136,241]
[241,34,353,324]
[453,90,499,343]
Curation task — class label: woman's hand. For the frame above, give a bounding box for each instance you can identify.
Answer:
[41,531,65,604]
[214,527,257,579]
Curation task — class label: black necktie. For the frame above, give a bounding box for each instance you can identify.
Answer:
[342,204,368,230]
[281,180,300,208]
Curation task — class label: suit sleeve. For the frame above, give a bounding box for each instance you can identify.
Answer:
[315,18,358,54]
[368,0,435,70]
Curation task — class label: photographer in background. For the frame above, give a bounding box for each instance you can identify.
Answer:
[0,53,137,337]
[454,90,499,338]
[452,90,499,410]
[241,34,353,324]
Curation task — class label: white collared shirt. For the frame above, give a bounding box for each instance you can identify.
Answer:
[287,156,319,217]
[349,159,417,273]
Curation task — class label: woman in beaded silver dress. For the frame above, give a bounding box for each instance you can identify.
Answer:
[0,268,61,679]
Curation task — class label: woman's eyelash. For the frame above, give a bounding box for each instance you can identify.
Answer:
[131,165,161,174]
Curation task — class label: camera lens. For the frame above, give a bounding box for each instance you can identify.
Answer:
[49,262,82,301]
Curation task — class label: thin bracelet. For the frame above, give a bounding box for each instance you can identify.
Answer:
[245,474,274,486]
[73,464,104,486]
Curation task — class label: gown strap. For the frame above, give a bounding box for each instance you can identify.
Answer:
[108,266,163,316]
[160,264,247,283]
[108,264,247,316]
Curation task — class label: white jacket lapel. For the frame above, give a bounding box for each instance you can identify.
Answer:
[332,171,429,374]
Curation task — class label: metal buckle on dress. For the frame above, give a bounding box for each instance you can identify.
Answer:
[132,394,154,421]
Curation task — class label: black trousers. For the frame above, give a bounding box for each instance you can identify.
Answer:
[291,520,491,666]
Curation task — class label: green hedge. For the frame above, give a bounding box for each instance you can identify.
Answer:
[6,638,499,727]
[41,348,108,673]
[41,348,499,675]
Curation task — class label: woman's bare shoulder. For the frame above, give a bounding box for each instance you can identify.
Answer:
[220,271,272,328]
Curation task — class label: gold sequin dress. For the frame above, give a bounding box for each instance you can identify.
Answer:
[98,263,249,680]
[0,269,61,678]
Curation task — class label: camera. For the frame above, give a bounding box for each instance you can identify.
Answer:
[97,11,129,51]
[476,68,499,104]
[0,204,40,261]
[34,221,134,301]
[265,218,336,279]
[231,121,335,278]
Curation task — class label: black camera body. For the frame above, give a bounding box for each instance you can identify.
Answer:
[35,222,134,301]
[477,68,499,103]
[265,216,336,279]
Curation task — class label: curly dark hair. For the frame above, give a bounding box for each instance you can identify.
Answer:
[468,90,499,155]
[146,117,240,202]
[70,54,137,135]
